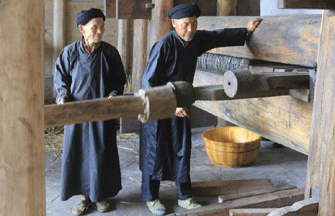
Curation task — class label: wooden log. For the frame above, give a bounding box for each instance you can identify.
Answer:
[229,208,276,216]
[193,69,312,155]
[278,0,335,10]
[219,185,297,203]
[168,188,305,216]
[132,19,148,92]
[223,69,309,99]
[0,0,45,215]
[192,179,274,197]
[197,15,321,67]
[217,0,237,16]
[45,96,144,127]
[305,10,335,216]
[44,85,177,127]
[267,198,318,216]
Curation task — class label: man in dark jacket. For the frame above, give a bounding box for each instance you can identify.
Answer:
[140,3,261,215]
[54,8,126,215]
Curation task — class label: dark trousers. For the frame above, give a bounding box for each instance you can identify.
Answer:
[141,173,192,201]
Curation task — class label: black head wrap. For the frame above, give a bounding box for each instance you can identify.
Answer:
[76,8,106,27]
[168,3,201,19]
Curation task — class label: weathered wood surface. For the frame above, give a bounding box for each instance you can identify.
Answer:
[118,19,131,88]
[44,96,144,127]
[174,0,217,16]
[53,0,66,60]
[197,15,321,67]
[305,10,335,216]
[117,0,152,19]
[219,185,297,203]
[229,208,276,216]
[268,198,318,216]
[105,0,116,18]
[0,0,45,215]
[192,179,274,197]
[147,0,173,52]
[168,188,305,216]
[278,0,335,10]
[217,0,237,16]
[132,19,148,92]
[193,69,312,154]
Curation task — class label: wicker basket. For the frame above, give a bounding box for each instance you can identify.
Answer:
[202,126,262,168]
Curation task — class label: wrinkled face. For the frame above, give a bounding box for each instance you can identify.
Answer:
[171,16,197,42]
[79,17,105,44]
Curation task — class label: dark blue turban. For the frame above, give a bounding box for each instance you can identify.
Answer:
[76,8,106,26]
[168,3,201,19]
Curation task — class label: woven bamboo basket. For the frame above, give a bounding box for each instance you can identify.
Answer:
[202,126,262,168]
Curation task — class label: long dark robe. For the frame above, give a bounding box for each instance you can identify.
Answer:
[140,28,248,182]
[54,40,126,202]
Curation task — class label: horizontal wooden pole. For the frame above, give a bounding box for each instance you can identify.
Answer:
[197,15,321,67]
[45,96,144,127]
[193,69,312,155]
[223,69,309,98]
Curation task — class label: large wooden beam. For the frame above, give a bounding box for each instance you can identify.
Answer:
[193,69,312,154]
[305,10,335,216]
[197,15,321,67]
[0,0,45,215]
[278,0,335,10]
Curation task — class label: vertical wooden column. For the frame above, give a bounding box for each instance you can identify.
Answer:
[216,0,237,127]
[305,10,335,215]
[217,0,237,16]
[118,19,131,91]
[53,0,67,60]
[0,0,45,215]
[132,19,148,92]
[147,0,173,52]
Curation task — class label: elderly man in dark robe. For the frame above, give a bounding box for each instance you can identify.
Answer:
[140,3,262,215]
[54,8,126,215]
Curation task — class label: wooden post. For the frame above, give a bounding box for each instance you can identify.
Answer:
[0,0,45,215]
[132,19,148,92]
[217,0,237,16]
[216,0,237,127]
[305,10,335,215]
[147,0,173,52]
[53,0,66,60]
[118,19,131,91]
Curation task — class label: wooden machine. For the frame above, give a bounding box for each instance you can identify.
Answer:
[1,0,335,215]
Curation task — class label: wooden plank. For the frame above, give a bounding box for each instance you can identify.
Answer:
[305,10,335,216]
[0,0,45,215]
[219,185,297,203]
[192,179,274,197]
[229,208,276,216]
[174,0,217,16]
[117,0,152,19]
[268,198,318,216]
[105,0,116,18]
[278,0,335,10]
[197,15,321,67]
[193,69,312,154]
[168,188,305,216]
